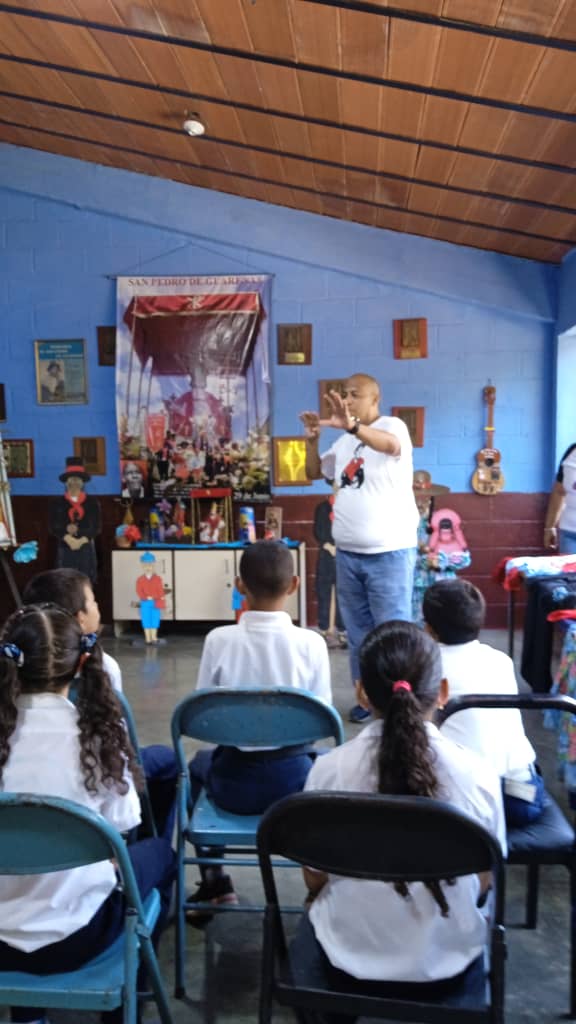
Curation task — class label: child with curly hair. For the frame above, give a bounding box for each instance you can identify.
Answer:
[0,604,175,1024]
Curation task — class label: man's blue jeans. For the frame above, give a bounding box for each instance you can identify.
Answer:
[559,529,576,555]
[336,547,417,683]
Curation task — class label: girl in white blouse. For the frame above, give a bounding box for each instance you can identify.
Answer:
[0,604,174,1024]
[303,620,505,1005]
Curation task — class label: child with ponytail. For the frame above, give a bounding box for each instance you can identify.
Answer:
[302,620,506,998]
[0,604,175,1024]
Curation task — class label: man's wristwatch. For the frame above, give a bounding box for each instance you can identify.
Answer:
[346,417,361,435]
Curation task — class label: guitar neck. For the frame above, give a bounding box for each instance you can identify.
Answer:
[484,389,495,447]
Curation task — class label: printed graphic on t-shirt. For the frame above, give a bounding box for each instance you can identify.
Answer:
[340,445,365,489]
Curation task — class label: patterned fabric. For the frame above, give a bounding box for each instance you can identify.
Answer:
[544,622,576,805]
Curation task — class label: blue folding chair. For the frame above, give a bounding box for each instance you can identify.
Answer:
[171,687,344,997]
[0,793,173,1023]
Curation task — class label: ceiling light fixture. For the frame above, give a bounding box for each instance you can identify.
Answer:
[183,113,205,137]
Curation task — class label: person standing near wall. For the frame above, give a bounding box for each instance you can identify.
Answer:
[301,374,418,722]
[544,444,576,554]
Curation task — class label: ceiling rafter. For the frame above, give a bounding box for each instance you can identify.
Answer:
[298,0,576,52]
[0,54,575,182]
[3,115,574,249]
[1,5,576,124]
[2,88,574,218]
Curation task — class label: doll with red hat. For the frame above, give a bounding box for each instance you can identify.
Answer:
[48,457,101,583]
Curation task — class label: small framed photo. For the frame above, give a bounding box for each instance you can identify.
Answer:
[277,324,312,365]
[392,407,425,448]
[97,326,116,366]
[393,318,428,360]
[0,384,6,422]
[73,436,107,476]
[273,437,311,487]
[318,379,347,420]
[3,439,34,477]
[35,339,88,405]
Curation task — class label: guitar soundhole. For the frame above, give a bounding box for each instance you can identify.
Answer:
[484,456,494,467]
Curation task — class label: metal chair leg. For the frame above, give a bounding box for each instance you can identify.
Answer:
[525,863,539,929]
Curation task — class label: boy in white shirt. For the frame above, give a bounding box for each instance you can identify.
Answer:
[423,578,546,826]
[188,540,332,913]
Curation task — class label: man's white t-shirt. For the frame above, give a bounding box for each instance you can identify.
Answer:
[321,416,418,554]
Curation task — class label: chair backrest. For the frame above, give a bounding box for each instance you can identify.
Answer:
[258,791,505,918]
[171,687,344,770]
[0,792,145,919]
[438,693,576,721]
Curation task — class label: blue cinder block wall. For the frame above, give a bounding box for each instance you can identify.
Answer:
[0,144,560,498]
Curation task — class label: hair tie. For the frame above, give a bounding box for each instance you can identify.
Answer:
[80,633,98,654]
[0,642,24,667]
[392,680,412,694]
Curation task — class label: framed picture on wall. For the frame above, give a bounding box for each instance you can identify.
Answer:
[318,379,347,420]
[3,439,34,477]
[35,339,88,405]
[97,326,116,367]
[73,436,107,476]
[277,324,312,365]
[392,406,425,448]
[0,384,6,422]
[393,318,428,360]
[273,437,311,487]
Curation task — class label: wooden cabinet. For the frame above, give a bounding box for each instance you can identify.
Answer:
[112,544,306,631]
[173,549,236,622]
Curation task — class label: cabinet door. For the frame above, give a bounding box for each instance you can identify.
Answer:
[112,551,174,621]
[174,550,235,621]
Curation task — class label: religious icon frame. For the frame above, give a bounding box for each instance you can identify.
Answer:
[273,436,311,487]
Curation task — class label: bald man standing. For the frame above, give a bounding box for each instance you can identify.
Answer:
[301,374,418,722]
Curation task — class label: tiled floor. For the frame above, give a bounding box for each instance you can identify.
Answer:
[1,626,572,1022]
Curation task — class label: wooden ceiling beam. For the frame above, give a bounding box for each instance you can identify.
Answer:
[0,54,574,180]
[1,5,576,124]
[299,0,576,53]
[2,88,574,217]
[2,114,574,247]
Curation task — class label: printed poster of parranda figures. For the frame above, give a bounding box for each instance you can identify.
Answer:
[116,275,272,502]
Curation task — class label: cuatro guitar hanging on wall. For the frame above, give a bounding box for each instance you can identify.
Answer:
[471,384,505,496]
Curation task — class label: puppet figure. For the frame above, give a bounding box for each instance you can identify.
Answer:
[314,487,347,648]
[49,457,101,583]
[135,551,166,645]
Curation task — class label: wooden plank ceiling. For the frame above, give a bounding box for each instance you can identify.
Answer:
[0,0,575,262]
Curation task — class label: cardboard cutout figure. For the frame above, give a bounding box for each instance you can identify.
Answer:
[135,551,166,645]
[49,457,101,583]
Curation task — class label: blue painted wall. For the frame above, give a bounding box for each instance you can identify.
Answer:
[0,144,558,497]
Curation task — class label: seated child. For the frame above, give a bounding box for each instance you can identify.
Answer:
[188,540,332,913]
[303,620,505,996]
[22,569,178,842]
[423,578,546,826]
[0,604,175,1024]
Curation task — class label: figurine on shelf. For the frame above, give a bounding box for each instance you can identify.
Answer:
[199,501,226,544]
[135,551,166,645]
[49,457,101,583]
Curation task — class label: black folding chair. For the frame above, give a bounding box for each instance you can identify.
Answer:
[257,791,506,1024]
[438,693,576,1017]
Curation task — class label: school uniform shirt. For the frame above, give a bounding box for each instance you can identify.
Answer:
[320,416,418,554]
[557,444,576,533]
[103,650,122,692]
[0,692,140,952]
[196,611,332,705]
[304,720,506,982]
[439,640,536,781]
